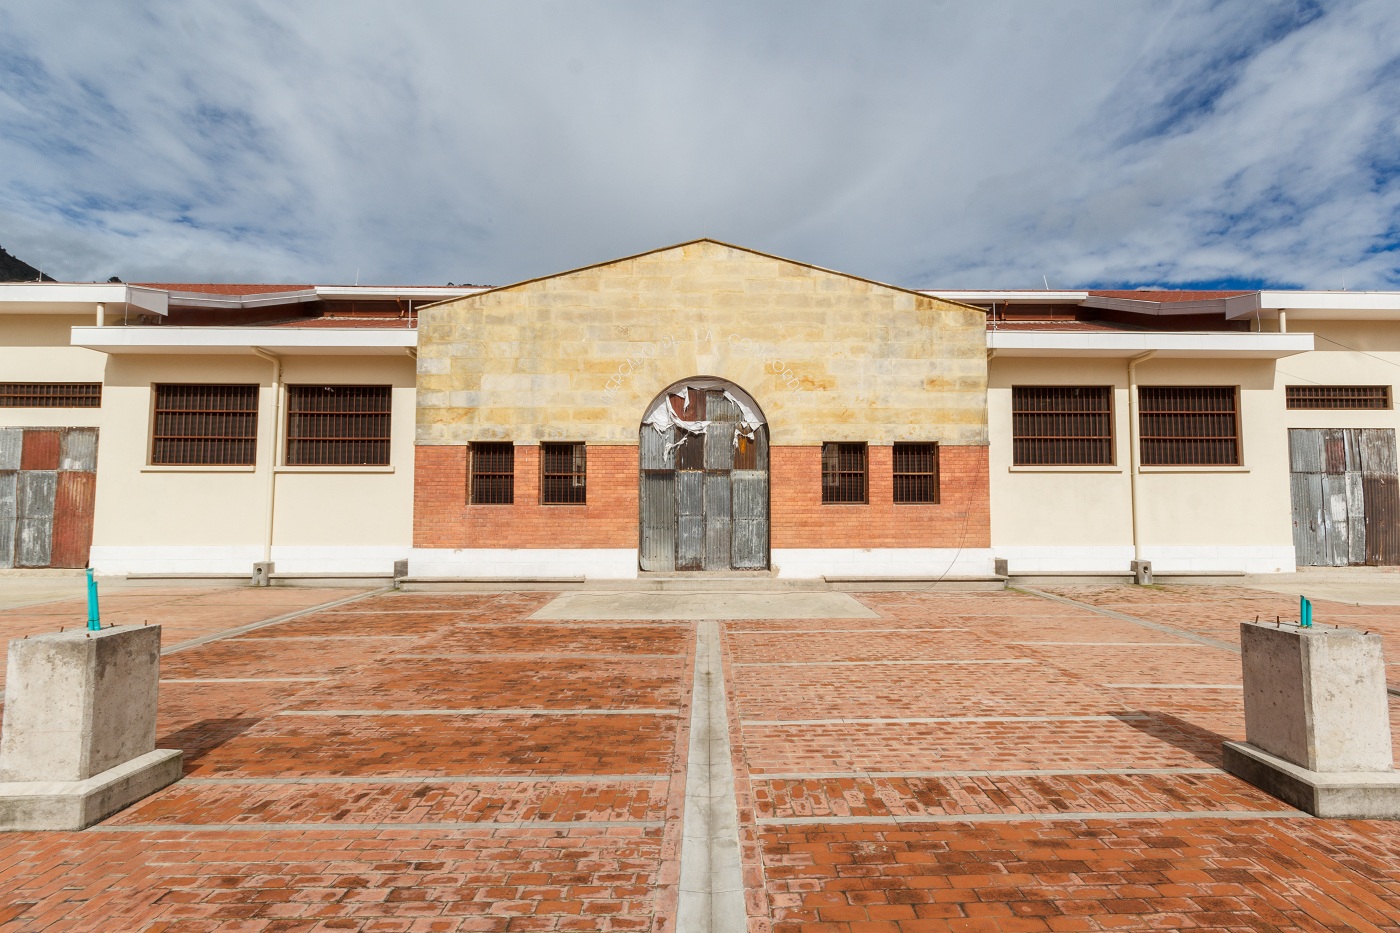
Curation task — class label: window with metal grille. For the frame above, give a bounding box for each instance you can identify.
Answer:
[821,442,868,504]
[893,442,939,503]
[151,384,259,466]
[541,442,586,504]
[0,383,102,408]
[470,442,514,504]
[1286,385,1391,410]
[285,385,391,466]
[1139,386,1239,466]
[1012,386,1114,466]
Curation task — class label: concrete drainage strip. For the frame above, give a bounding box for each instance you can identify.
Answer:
[676,619,747,933]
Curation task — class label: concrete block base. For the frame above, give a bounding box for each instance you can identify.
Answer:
[0,748,182,831]
[1223,741,1400,819]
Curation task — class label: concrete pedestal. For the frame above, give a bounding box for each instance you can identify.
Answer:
[1223,621,1400,818]
[0,625,181,830]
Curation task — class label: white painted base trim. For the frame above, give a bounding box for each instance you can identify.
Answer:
[992,544,1297,574]
[409,548,640,580]
[771,548,996,579]
[89,545,410,575]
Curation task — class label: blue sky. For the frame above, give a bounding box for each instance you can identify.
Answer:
[0,0,1397,289]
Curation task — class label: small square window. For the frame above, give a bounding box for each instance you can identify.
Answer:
[285,385,391,466]
[1012,386,1113,466]
[541,442,586,504]
[893,443,939,503]
[1139,386,1239,466]
[821,442,867,504]
[470,442,514,504]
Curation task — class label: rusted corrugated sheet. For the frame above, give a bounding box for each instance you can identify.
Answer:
[1324,472,1350,567]
[0,471,15,569]
[50,471,96,569]
[676,471,704,571]
[706,392,741,423]
[1347,472,1367,564]
[16,470,56,568]
[1364,474,1400,565]
[1289,429,1323,473]
[703,472,732,570]
[0,428,21,471]
[20,429,61,471]
[59,428,99,472]
[1362,429,1397,476]
[639,473,675,572]
[704,424,735,470]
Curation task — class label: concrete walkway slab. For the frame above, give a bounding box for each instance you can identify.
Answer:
[531,590,879,620]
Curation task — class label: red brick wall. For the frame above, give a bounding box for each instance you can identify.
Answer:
[414,444,989,551]
[414,445,639,549]
[770,445,990,549]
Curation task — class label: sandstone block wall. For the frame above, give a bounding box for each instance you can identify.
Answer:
[415,240,988,448]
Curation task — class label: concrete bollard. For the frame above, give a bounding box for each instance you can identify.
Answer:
[0,626,182,830]
[252,561,274,586]
[1223,621,1400,818]
[1130,560,1153,585]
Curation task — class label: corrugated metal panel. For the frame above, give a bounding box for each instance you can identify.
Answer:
[1345,429,1364,473]
[676,431,705,470]
[640,426,675,470]
[1347,472,1367,564]
[1291,473,1325,568]
[0,471,15,569]
[703,472,732,570]
[0,428,21,471]
[1324,472,1350,567]
[704,424,735,470]
[1323,429,1347,475]
[50,471,96,569]
[732,470,769,570]
[16,470,56,568]
[20,429,61,471]
[1362,429,1397,476]
[676,471,704,571]
[1365,475,1400,565]
[706,392,741,423]
[639,472,675,572]
[59,428,98,472]
[1289,429,1324,473]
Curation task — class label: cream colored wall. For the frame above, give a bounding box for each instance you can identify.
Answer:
[990,355,1294,553]
[417,241,988,446]
[0,315,106,427]
[91,353,415,551]
[1275,321,1400,432]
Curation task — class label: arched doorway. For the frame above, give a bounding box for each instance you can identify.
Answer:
[639,378,770,571]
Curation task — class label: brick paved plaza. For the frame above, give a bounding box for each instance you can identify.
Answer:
[2,582,1400,931]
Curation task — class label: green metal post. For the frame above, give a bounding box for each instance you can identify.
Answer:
[86,568,101,631]
[1299,595,1312,628]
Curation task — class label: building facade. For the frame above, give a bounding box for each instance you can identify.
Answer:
[1,239,1396,579]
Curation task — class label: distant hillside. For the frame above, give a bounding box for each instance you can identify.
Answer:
[0,245,56,282]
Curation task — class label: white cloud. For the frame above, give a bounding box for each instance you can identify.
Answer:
[0,0,1396,288]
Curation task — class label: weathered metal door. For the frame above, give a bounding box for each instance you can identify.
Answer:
[1289,428,1400,566]
[0,427,99,569]
[639,386,769,571]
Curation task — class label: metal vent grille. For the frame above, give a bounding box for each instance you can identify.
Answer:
[541,442,586,504]
[470,442,514,504]
[1286,386,1391,410]
[286,385,391,466]
[151,384,259,466]
[1139,386,1239,466]
[1012,386,1113,465]
[893,442,939,503]
[0,383,102,408]
[821,442,868,504]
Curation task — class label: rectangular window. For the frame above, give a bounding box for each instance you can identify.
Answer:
[470,442,514,504]
[151,384,259,466]
[893,442,939,503]
[285,385,391,466]
[1139,386,1240,466]
[540,442,586,504]
[1286,385,1390,410]
[821,442,868,504]
[0,383,102,408]
[1012,386,1113,466]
